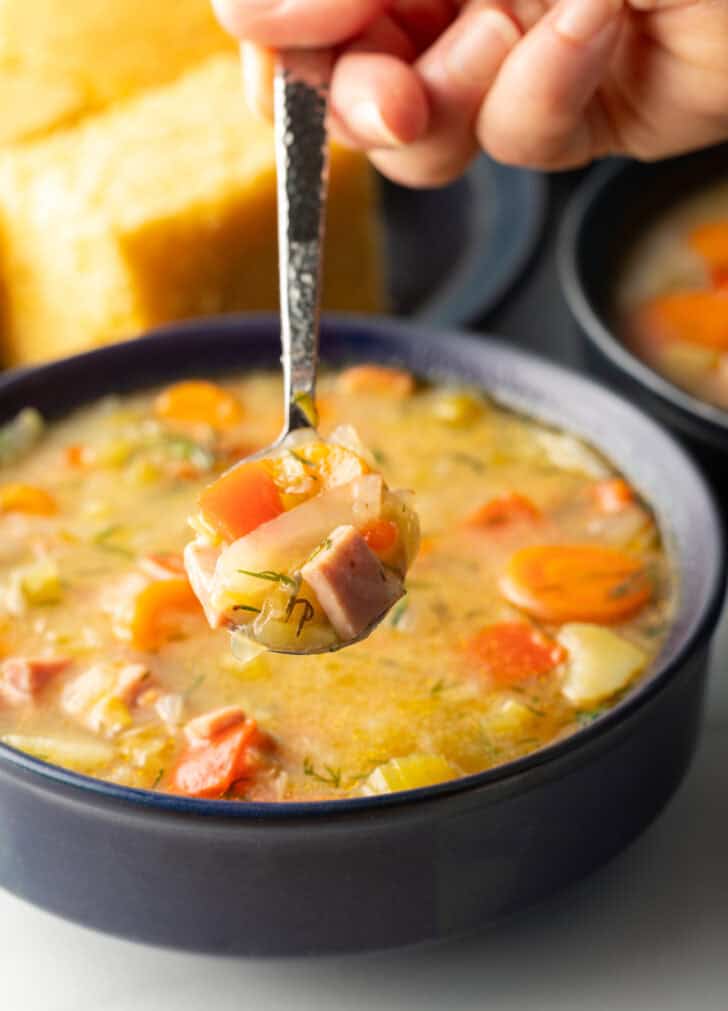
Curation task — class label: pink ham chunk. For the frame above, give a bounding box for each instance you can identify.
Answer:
[114,663,152,706]
[301,524,404,640]
[0,655,71,706]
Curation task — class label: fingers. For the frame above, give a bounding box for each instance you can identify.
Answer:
[330,53,430,148]
[477,0,624,168]
[365,3,525,185]
[211,0,388,47]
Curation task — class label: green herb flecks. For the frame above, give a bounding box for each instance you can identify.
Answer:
[151,768,165,789]
[92,524,135,558]
[162,434,215,471]
[450,452,486,473]
[389,598,409,628]
[183,674,206,699]
[576,706,607,727]
[237,569,297,588]
[303,756,342,789]
[233,604,262,615]
[430,678,453,696]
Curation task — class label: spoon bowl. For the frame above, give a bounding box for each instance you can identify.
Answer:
[186,52,412,655]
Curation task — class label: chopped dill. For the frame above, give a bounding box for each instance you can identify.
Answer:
[305,538,332,565]
[389,598,409,628]
[151,768,165,789]
[92,525,134,558]
[430,678,453,696]
[288,449,315,468]
[237,569,297,588]
[450,452,486,473]
[233,604,262,615]
[303,757,342,788]
[576,706,607,726]
[183,674,206,699]
[372,448,388,466]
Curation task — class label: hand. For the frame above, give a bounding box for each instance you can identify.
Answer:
[212,0,728,186]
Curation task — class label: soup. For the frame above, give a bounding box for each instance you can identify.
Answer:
[0,367,673,801]
[619,182,728,410]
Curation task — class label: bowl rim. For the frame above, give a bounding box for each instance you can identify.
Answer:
[0,313,724,819]
[558,156,728,435]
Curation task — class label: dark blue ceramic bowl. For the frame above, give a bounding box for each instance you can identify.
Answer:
[0,315,724,956]
[559,147,728,481]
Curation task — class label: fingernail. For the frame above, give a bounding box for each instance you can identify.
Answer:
[347,101,403,147]
[444,9,521,90]
[555,0,622,43]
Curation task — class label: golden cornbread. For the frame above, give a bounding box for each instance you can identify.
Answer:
[0,56,384,365]
[0,0,232,144]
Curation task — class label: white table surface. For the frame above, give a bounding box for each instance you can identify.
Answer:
[3,603,727,1011]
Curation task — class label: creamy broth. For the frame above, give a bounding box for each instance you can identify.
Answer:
[0,370,673,801]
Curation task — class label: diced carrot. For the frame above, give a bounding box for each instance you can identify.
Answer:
[0,483,57,516]
[360,518,399,555]
[465,493,541,529]
[64,444,94,468]
[337,365,415,397]
[198,461,284,542]
[634,290,728,350]
[590,478,635,514]
[500,544,652,624]
[155,380,243,430]
[123,577,202,652]
[169,719,263,798]
[688,221,728,282]
[463,623,566,685]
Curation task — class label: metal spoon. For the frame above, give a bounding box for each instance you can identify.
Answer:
[227,50,402,656]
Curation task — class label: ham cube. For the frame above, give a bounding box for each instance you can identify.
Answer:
[301,525,403,640]
[0,655,71,706]
[114,663,152,706]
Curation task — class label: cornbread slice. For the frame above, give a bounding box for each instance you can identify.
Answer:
[0,55,384,365]
[0,0,233,144]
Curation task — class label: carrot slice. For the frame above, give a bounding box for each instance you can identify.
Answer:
[360,518,399,555]
[170,719,261,798]
[337,365,414,397]
[634,290,728,351]
[465,493,541,529]
[500,544,652,624]
[463,623,566,685]
[590,478,634,514]
[124,577,202,652]
[0,483,57,516]
[198,461,284,542]
[155,380,243,430]
[688,221,728,282]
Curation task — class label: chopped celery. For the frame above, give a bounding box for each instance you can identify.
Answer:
[20,559,62,605]
[0,408,44,466]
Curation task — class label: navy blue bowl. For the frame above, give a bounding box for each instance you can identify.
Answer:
[0,315,724,955]
[558,148,728,480]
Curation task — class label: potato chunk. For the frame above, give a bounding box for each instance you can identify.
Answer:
[360,754,458,795]
[557,623,648,705]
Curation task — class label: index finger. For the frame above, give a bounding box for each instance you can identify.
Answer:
[211,0,390,47]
